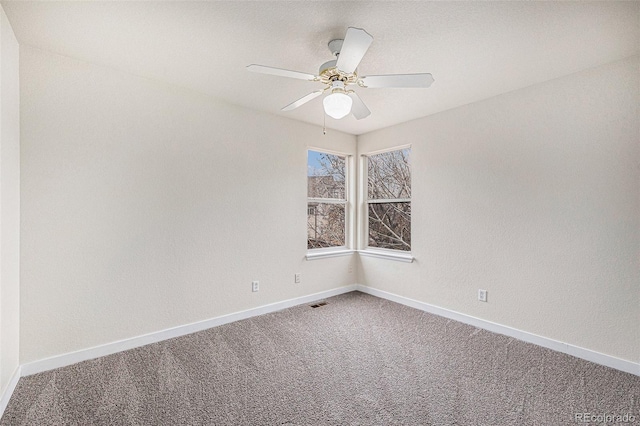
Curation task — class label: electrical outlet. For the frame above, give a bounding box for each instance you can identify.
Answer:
[294,273,300,284]
[478,289,487,302]
[348,262,353,273]
[252,281,259,292]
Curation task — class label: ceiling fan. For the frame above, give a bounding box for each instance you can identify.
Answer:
[247,27,434,120]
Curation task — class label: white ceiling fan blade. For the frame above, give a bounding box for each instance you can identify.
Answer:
[335,27,373,74]
[247,64,317,81]
[348,92,371,120]
[281,91,324,111]
[361,73,435,88]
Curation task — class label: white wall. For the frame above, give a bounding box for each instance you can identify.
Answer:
[0,4,20,396]
[16,43,639,367]
[19,46,356,363]
[357,56,639,363]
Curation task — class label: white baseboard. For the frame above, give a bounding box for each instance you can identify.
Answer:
[0,365,21,419]
[20,285,357,377]
[355,284,640,377]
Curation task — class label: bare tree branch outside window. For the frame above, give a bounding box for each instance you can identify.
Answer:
[367,148,411,251]
[307,151,346,249]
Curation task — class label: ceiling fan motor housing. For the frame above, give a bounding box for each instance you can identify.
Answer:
[318,38,360,85]
[319,59,338,76]
[319,62,359,86]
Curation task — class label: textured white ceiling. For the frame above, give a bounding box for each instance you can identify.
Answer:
[3,1,639,135]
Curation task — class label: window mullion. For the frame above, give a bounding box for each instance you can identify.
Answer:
[308,197,346,204]
[367,198,410,204]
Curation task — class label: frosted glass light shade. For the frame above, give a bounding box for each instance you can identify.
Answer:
[323,92,353,119]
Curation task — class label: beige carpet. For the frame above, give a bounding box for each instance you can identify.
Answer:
[1,291,638,425]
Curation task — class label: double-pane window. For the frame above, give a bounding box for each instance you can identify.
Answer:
[366,148,411,251]
[307,150,347,249]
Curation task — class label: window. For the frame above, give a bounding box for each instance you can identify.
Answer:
[307,150,347,249]
[366,147,411,251]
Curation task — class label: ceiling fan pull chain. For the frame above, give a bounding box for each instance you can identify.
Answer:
[323,112,327,135]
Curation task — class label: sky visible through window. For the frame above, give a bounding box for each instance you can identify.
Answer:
[307,150,324,176]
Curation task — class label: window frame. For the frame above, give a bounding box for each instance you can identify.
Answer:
[306,147,355,259]
[359,145,414,262]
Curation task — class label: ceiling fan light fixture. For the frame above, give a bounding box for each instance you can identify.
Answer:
[323,81,352,119]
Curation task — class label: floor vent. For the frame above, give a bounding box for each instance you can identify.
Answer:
[310,302,328,308]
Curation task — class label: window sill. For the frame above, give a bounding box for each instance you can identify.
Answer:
[357,249,414,263]
[306,248,355,261]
